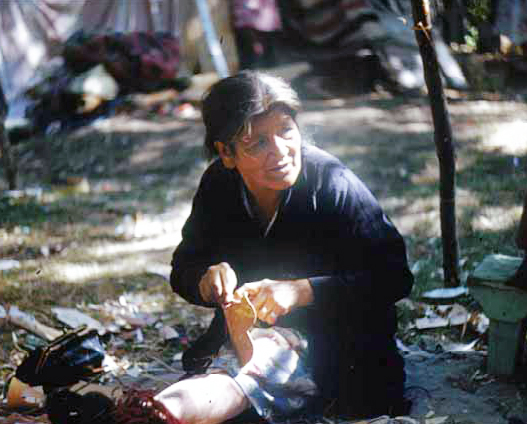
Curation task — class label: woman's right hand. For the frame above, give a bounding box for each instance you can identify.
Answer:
[198,262,238,305]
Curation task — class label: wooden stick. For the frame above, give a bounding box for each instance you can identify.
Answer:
[410,0,460,287]
[6,306,62,341]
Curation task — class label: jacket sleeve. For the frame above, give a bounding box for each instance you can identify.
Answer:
[169,168,221,308]
[308,166,414,311]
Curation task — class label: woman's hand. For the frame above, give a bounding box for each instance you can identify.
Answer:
[235,279,313,325]
[198,262,238,305]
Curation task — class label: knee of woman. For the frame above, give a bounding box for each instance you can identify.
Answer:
[154,389,185,420]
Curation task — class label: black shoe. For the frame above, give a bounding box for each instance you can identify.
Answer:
[182,310,227,374]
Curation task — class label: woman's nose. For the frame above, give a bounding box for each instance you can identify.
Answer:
[269,135,289,157]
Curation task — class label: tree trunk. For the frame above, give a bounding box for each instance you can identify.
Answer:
[0,81,17,190]
[410,0,460,287]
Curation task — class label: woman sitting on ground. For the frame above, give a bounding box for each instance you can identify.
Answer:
[150,71,414,423]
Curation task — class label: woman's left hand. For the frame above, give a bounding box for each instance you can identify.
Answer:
[234,279,313,325]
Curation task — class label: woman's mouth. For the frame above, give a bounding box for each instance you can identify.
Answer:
[268,162,291,172]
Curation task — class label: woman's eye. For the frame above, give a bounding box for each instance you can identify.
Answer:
[245,136,267,154]
[248,136,266,149]
[279,127,294,138]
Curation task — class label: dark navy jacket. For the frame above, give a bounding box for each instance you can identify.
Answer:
[170,144,414,415]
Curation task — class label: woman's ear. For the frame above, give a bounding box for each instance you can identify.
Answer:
[215,142,236,169]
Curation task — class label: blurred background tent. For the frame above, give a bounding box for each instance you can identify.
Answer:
[3,0,526,189]
[3,0,527,130]
[0,0,238,128]
[276,0,468,93]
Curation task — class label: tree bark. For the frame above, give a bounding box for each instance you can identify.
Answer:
[411,0,460,287]
[0,80,17,190]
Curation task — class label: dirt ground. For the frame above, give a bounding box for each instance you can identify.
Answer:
[405,351,527,423]
[2,64,527,424]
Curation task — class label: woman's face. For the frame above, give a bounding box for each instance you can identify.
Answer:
[226,107,302,199]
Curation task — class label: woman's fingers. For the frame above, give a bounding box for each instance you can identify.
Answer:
[199,263,238,304]
[258,299,277,324]
[235,282,266,317]
[238,281,279,324]
[198,275,214,303]
[211,267,224,302]
[247,282,269,311]
[218,263,237,304]
[234,282,257,301]
[259,299,288,324]
[236,279,300,324]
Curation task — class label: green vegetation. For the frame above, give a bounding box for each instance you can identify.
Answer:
[466,0,491,23]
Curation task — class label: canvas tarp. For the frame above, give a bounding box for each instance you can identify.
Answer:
[0,0,238,126]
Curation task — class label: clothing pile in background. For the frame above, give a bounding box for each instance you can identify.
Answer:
[231,0,283,70]
[276,0,468,92]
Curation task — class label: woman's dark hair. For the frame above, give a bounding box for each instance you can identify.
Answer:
[201,70,301,159]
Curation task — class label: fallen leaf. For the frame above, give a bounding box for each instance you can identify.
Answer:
[415,304,469,329]
[421,287,469,300]
[159,325,179,341]
[51,307,106,335]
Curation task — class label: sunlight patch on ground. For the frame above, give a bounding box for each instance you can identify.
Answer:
[89,232,182,257]
[300,106,389,128]
[380,121,431,134]
[115,206,191,238]
[472,205,523,232]
[324,144,369,157]
[390,196,441,236]
[388,189,479,236]
[393,105,431,122]
[298,111,327,127]
[36,206,193,283]
[380,196,407,210]
[336,106,390,122]
[87,116,191,133]
[89,204,192,257]
[411,159,440,184]
[129,138,174,165]
[455,153,476,174]
[375,106,432,134]
[448,101,527,116]
[391,209,441,237]
[43,257,149,283]
[478,120,527,155]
